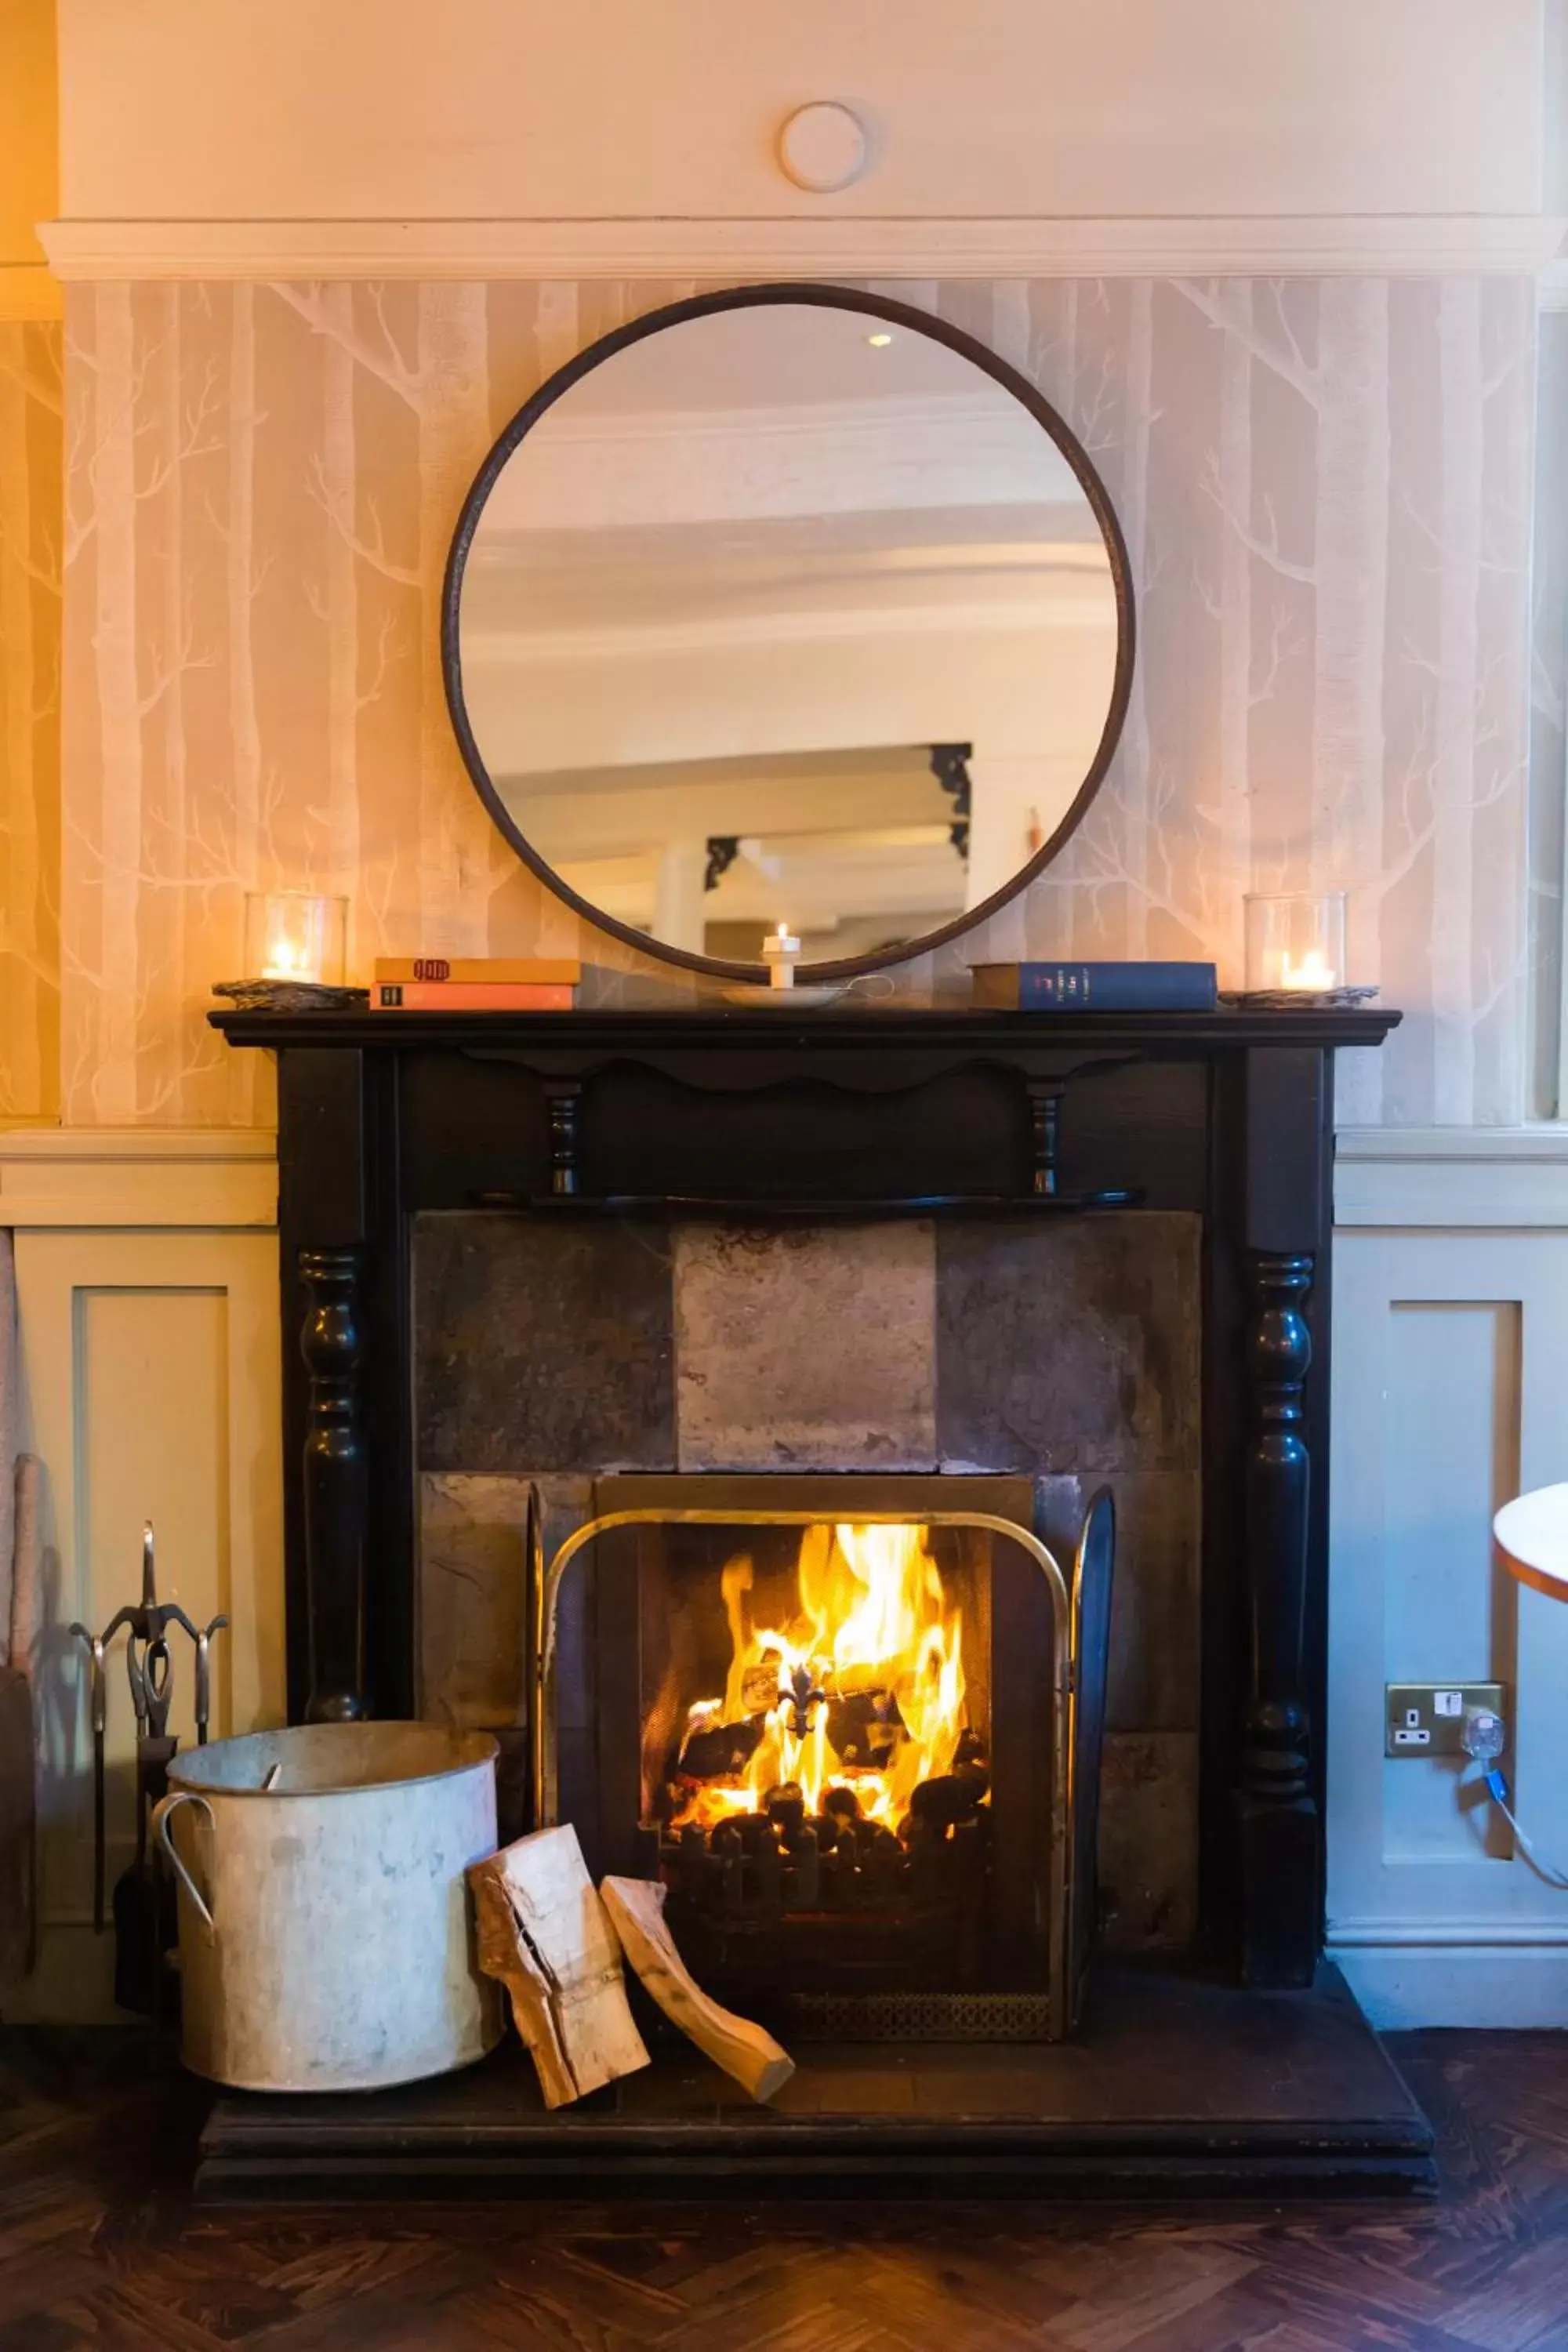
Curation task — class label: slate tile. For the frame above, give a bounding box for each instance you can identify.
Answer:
[415,1214,674,1474]
[1103,1472,1202,1735]
[936,1214,1201,1476]
[674,1221,938,1471]
[1097,1730,1200,1950]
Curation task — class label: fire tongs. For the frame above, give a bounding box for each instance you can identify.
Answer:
[68,1522,227,1937]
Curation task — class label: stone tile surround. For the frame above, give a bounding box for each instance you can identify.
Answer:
[414,1209,1202,1947]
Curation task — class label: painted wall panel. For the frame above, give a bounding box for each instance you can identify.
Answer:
[1380,1300,1518,1864]
[11,1226,284,2018]
[1330,1225,1568,2024]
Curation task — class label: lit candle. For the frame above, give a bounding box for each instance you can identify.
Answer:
[760,921,801,991]
[244,892,347,987]
[1281,947,1337,993]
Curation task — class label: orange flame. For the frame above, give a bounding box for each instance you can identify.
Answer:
[673,1522,967,1834]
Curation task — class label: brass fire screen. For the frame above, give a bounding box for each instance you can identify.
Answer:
[534,1492,1112,2042]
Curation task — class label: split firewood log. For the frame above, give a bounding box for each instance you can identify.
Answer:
[600,1873,795,2104]
[468,1826,649,2108]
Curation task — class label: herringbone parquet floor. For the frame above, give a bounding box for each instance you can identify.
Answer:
[3,2028,1568,2352]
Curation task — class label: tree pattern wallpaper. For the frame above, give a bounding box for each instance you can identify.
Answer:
[14,275,1541,1126]
[0,318,62,1123]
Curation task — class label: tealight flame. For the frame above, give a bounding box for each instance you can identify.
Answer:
[1281,948,1336,992]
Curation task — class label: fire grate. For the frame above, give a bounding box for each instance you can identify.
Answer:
[785,1991,1056,2042]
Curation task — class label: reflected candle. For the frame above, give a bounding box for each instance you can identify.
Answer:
[760,922,801,991]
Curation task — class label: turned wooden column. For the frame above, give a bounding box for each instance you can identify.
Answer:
[1240,1247,1318,1982]
[1237,1047,1330,1986]
[299,1244,368,1722]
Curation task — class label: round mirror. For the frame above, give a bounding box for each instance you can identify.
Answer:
[445,286,1133,980]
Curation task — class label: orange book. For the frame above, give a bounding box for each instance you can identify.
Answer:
[373,956,582,985]
[372,982,576,1011]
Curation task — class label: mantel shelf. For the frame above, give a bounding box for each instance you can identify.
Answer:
[209,1004,1401,1054]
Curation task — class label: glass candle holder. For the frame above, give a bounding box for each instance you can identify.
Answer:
[244,892,347,985]
[1243,891,1346,996]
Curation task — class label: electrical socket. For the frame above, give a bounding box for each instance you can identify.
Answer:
[1385,1682,1507,1759]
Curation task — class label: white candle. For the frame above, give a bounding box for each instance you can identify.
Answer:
[760,921,801,991]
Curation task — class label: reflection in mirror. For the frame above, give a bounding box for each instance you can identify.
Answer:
[455,298,1123,971]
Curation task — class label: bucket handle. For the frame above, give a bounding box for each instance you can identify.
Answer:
[151,1791,216,1938]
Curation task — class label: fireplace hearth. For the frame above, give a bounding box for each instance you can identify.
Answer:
[205,998,1435,2198]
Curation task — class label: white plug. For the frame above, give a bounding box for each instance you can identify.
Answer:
[1462,1705,1507,1763]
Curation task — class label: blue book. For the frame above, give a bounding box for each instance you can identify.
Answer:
[970,961,1218,1011]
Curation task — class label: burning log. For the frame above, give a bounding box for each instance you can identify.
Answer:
[826,1692,902,1769]
[908,1773,986,1832]
[677,1717,764,1780]
[764,1781,807,1836]
[601,1875,794,2103]
[740,1657,783,1715]
[468,1827,649,2109]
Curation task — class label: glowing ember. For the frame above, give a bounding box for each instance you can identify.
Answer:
[670,1522,969,1835]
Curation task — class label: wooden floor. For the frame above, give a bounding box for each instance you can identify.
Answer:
[3,2027,1568,2351]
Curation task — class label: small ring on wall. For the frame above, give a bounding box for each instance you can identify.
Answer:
[776,102,869,194]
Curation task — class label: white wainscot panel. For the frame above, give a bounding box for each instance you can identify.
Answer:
[9,1229,283,2020]
[1328,1226,1568,2027]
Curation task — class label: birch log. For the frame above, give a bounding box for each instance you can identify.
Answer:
[468,1826,648,2108]
[601,1875,795,2104]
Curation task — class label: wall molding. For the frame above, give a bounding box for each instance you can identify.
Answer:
[1335,1126,1568,1228]
[0,1126,278,1229]
[38,213,1568,285]
[1333,1944,1568,2031]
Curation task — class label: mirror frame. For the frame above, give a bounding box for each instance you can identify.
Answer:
[441,283,1136,982]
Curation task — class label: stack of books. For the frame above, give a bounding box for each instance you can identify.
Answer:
[371,956,581,1011]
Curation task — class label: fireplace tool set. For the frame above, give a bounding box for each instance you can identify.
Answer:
[70,1523,227,2012]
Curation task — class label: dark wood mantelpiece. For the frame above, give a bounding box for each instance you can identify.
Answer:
[210,1000,1397,1054]
[212,998,1399,1991]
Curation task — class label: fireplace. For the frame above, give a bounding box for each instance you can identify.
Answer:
[200,998,1439,2198]
[537,1475,1114,2040]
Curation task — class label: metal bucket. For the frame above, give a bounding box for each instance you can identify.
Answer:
[151,1721,503,2092]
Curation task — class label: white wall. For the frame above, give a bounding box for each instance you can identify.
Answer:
[1329,1134,1568,2026]
[44,0,1559,278]
[54,0,1546,220]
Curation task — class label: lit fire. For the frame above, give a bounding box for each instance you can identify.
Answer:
[670,1522,969,1835]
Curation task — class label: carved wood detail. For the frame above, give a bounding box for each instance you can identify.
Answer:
[1238,1247,1319,1985]
[299,1244,368,1722]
